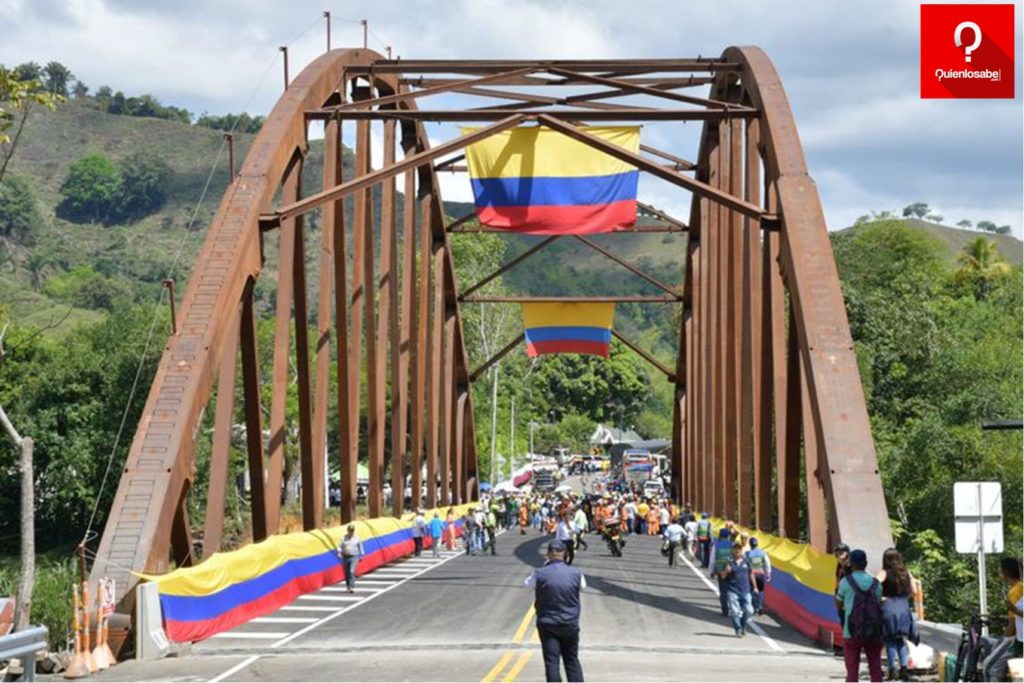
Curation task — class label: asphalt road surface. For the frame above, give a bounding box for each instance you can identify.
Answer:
[86,519,848,681]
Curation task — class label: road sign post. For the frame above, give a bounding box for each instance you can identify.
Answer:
[954,481,1003,635]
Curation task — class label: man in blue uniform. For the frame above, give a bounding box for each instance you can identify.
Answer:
[745,537,772,614]
[525,540,586,682]
[710,528,734,617]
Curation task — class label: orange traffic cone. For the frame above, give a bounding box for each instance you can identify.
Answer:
[81,582,97,673]
[63,585,88,679]
[92,579,115,670]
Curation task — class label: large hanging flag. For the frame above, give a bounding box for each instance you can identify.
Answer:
[522,302,616,357]
[463,125,640,235]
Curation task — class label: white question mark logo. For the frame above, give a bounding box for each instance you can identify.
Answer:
[954,21,982,62]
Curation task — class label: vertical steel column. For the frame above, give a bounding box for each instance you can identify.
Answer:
[329,117,355,525]
[453,391,467,505]
[394,168,415,519]
[724,117,741,521]
[801,356,828,550]
[312,116,340,525]
[764,181,791,537]
[703,141,719,516]
[744,118,770,532]
[714,126,729,517]
[239,280,268,540]
[426,229,442,508]
[348,121,369,517]
[380,119,403,518]
[203,307,240,555]
[781,308,802,539]
[292,160,317,530]
[411,195,430,510]
[364,119,383,518]
[439,301,455,506]
[266,152,303,532]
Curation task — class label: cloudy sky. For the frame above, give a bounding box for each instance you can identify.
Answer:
[4,0,1022,234]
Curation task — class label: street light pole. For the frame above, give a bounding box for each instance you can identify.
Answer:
[509,395,515,481]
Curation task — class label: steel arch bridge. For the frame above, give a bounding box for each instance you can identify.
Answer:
[90,47,893,609]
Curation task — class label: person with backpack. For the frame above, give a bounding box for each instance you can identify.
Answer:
[696,515,712,567]
[711,528,735,617]
[875,548,919,681]
[835,549,884,682]
[745,537,772,615]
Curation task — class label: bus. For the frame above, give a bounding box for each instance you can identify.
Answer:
[623,449,654,486]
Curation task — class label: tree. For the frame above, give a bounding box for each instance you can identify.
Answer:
[954,237,1011,299]
[13,62,41,83]
[42,61,73,97]
[0,175,42,244]
[976,220,997,233]
[57,153,120,223]
[994,224,1011,235]
[72,81,88,99]
[925,213,943,224]
[113,151,172,221]
[0,66,63,184]
[956,219,972,229]
[902,202,930,220]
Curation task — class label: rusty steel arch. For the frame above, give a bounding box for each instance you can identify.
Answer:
[90,46,892,610]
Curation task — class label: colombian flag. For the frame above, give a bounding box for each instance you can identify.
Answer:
[463,126,640,234]
[522,302,615,357]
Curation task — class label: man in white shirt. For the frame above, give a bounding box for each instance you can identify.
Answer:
[555,513,579,565]
[662,518,685,567]
[624,499,637,535]
[411,509,426,556]
[572,506,589,552]
[684,517,699,556]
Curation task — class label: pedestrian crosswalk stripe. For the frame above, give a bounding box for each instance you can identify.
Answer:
[251,617,317,624]
[278,606,338,612]
[211,631,289,639]
[297,595,365,602]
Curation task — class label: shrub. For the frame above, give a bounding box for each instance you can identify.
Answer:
[0,175,42,243]
[57,154,119,223]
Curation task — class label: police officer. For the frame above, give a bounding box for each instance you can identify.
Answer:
[525,540,586,682]
[745,537,772,614]
[710,528,734,617]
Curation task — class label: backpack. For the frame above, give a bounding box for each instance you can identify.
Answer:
[845,575,883,641]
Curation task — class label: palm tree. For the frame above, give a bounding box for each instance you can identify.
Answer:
[955,237,1011,298]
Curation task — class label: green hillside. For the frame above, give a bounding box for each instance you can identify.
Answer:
[839,218,1022,266]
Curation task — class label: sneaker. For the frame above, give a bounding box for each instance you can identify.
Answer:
[735,630,743,638]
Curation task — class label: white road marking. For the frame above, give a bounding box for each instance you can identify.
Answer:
[319,586,384,593]
[278,606,338,613]
[297,594,365,602]
[210,631,289,639]
[251,617,317,624]
[680,552,785,653]
[206,532,487,682]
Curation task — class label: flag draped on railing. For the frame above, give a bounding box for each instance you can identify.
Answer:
[521,302,615,357]
[464,125,640,234]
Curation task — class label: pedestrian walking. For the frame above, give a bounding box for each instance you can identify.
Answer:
[525,541,586,682]
[684,516,698,557]
[662,518,685,568]
[486,507,498,556]
[555,513,578,565]
[833,543,853,631]
[429,512,444,558]
[875,548,918,681]
[444,507,457,550]
[474,507,487,552]
[745,538,772,615]
[722,542,757,637]
[519,502,529,535]
[696,514,712,568]
[412,509,426,557]
[336,524,365,593]
[572,506,589,551]
[710,528,734,617]
[835,549,884,683]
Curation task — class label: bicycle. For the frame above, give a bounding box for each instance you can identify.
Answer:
[955,614,998,681]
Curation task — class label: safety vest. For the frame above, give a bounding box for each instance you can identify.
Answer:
[713,540,733,573]
[746,548,768,574]
[697,520,711,540]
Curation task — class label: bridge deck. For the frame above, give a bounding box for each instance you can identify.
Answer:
[89,531,846,681]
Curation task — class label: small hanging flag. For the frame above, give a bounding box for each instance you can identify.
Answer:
[521,302,615,357]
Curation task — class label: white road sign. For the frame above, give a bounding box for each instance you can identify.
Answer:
[954,481,1003,554]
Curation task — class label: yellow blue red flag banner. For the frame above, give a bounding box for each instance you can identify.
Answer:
[463,125,640,234]
[521,302,615,357]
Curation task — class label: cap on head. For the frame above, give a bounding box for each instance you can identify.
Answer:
[849,549,868,569]
[833,542,851,555]
[347,524,355,531]
[719,528,731,539]
[749,537,759,548]
[547,540,566,553]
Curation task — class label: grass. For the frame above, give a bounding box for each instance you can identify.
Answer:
[0,549,77,649]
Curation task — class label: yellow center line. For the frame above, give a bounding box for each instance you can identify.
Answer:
[502,651,533,682]
[481,604,536,682]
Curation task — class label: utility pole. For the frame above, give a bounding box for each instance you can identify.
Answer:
[509,395,515,481]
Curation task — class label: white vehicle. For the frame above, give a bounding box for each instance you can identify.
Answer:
[643,479,665,498]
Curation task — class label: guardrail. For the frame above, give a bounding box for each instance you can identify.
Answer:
[0,625,48,682]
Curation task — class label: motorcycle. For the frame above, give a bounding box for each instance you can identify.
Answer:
[601,521,625,557]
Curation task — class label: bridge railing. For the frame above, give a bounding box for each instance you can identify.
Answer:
[137,504,475,643]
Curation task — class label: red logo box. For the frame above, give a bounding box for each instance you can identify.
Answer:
[921,4,1015,98]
